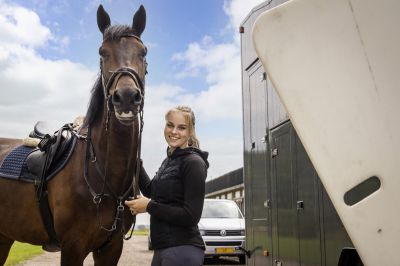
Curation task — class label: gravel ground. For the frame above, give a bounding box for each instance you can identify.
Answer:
[16,235,153,266]
[15,235,243,266]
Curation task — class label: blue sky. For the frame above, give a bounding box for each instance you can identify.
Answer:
[0,0,265,181]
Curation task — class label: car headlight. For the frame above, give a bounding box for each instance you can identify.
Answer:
[199,230,205,236]
[240,230,245,236]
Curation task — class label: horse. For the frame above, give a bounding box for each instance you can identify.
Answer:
[0,4,147,266]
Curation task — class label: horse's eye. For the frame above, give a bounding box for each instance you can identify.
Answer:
[99,47,109,58]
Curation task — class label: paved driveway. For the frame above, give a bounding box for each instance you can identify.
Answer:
[16,235,243,266]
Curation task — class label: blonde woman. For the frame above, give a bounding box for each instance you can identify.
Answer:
[125,106,208,266]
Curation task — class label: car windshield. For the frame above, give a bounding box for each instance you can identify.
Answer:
[201,201,243,218]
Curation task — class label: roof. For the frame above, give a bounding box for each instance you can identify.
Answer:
[205,168,243,194]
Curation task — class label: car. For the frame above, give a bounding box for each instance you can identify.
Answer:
[199,199,246,264]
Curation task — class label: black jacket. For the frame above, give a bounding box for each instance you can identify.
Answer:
[139,147,209,250]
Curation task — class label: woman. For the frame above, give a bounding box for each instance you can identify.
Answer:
[125,106,209,266]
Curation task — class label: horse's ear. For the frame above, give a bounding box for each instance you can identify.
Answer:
[132,5,146,37]
[97,4,111,34]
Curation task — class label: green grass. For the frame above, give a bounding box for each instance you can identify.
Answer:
[4,242,43,266]
[132,229,149,236]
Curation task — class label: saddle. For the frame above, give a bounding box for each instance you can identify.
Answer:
[26,122,76,252]
[26,122,74,179]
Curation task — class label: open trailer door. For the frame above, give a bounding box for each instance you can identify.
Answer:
[252,0,400,265]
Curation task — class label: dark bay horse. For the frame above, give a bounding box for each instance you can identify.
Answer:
[0,4,147,265]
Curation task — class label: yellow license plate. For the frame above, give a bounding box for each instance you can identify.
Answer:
[215,248,235,254]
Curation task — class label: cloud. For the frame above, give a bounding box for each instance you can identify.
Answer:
[224,0,267,30]
[0,2,96,138]
[170,0,267,121]
[0,2,51,48]
[172,36,241,120]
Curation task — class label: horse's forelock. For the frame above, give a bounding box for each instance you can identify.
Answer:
[103,25,138,41]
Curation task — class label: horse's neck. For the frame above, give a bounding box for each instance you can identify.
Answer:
[90,115,139,189]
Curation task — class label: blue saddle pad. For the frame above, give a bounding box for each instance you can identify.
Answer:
[0,137,76,182]
[0,145,34,180]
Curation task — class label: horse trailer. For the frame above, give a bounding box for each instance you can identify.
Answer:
[240,1,364,265]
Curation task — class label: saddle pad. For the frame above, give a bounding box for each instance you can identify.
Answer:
[0,137,76,182]
[0,145,34,180]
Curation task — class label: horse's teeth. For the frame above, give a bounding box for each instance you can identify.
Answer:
[116,111,133,118]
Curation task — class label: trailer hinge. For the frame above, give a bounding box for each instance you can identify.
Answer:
[261,135,268,143]
[260,72,267,82]
[272,148,278,157]
[297,200,304,210]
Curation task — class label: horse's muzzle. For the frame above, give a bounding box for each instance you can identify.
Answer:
[112,87,142,125]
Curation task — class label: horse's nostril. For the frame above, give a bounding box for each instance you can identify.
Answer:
[134,93,142,103]
[113,92,121,104]
[113,89,141,108]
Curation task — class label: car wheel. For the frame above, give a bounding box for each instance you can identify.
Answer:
[239,255,246,264]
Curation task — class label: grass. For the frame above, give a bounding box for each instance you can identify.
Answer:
[4,242,43,266]
[132,229,149,236]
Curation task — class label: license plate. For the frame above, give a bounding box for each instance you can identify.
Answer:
[215,248,235,254]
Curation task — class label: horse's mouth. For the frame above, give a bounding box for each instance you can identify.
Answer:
[114,110,138,125]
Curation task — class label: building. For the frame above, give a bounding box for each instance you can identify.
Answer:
[205,168,244,212]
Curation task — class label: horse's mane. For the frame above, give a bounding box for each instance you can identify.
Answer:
[83,25,139,127]
[83,76,103,127]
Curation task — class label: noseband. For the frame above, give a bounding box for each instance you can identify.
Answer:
[103,67,144,98]
[102,67,145,108]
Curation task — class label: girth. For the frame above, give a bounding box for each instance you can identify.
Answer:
[26,123,77,251]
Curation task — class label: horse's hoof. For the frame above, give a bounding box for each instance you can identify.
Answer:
[42,243,61,252]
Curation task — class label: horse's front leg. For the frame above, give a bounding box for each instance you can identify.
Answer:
[0,234,14,265]
[60,241,89,266]
[92,235,123,266]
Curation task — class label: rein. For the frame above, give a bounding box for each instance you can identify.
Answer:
[82,34,146,239]
[83,115,143,238]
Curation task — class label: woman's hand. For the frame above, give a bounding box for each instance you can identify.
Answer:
[125,195,150,215]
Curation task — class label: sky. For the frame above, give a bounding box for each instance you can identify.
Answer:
[0,0,266,181]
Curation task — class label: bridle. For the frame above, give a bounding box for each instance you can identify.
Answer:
[102,66,145,132]
[101,34,147,128]
[83,34,147,239]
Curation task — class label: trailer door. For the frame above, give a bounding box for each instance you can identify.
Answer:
[271,122,300,266]
[247,62,272,266]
